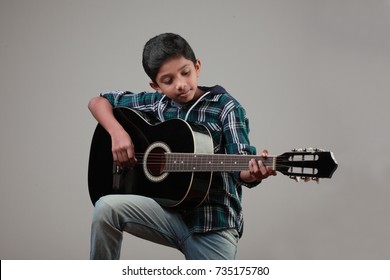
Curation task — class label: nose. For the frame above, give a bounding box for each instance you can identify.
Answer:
[175,77,186,92]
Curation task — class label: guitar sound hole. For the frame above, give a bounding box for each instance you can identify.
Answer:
[146,147,166,176]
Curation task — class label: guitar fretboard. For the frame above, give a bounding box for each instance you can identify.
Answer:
[164,153,276,172]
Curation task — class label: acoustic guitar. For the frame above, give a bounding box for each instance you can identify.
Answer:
[88,107,338,208]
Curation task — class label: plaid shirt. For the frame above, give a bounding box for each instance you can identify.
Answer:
[101,85,259,237]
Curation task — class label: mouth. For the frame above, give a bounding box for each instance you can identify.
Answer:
[178,89,191,97]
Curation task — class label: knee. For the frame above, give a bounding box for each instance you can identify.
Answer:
[92,195,141,225]
[92,195,120,225]
[92,194,158,226]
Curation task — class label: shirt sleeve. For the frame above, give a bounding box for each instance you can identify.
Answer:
[100,90,125,107]
[100,90,161,111]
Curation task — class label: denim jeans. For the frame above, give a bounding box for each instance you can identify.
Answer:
[90,194,239,260]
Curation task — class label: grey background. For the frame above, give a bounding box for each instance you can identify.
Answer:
[1,0,389,259]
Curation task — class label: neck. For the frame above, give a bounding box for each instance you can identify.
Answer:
[164,153,275,172]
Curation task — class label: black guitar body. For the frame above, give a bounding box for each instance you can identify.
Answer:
[88,107,213,208]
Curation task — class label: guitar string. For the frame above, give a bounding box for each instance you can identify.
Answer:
[129,152,315,169]
[125,158,316,174]
[128,162,315,174]
[132,153,312,163]
[133,152,312,160]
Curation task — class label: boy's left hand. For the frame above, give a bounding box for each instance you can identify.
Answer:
[247,149,277,182]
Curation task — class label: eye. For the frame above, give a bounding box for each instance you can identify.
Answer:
[182,69,191,76]
[162,78,173,85]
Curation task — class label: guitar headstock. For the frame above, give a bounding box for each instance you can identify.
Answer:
[276,148,338,183]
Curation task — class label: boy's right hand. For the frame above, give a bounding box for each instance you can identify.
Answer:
[88,96,137,168]
[110,128,137,169]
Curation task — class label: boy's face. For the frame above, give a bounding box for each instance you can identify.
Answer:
[150,56,203,105]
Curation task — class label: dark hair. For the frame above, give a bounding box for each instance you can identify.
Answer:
[142,33,197,83]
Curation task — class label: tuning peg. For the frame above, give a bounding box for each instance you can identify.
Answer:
[291,148,304,152]
[289,175,300,182]
[290,176,320,184]
[302,176,311,182]
[312,177,320,184]
[292,147,326,153]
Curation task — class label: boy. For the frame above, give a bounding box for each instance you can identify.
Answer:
[88,33,276,260]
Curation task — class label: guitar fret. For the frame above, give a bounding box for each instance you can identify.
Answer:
[166,153,260,172]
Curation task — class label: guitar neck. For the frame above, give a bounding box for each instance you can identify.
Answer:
[164,153,276,172]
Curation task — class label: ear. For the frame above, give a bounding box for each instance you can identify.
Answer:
[149,81,162,93]
[195,59,201,76]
